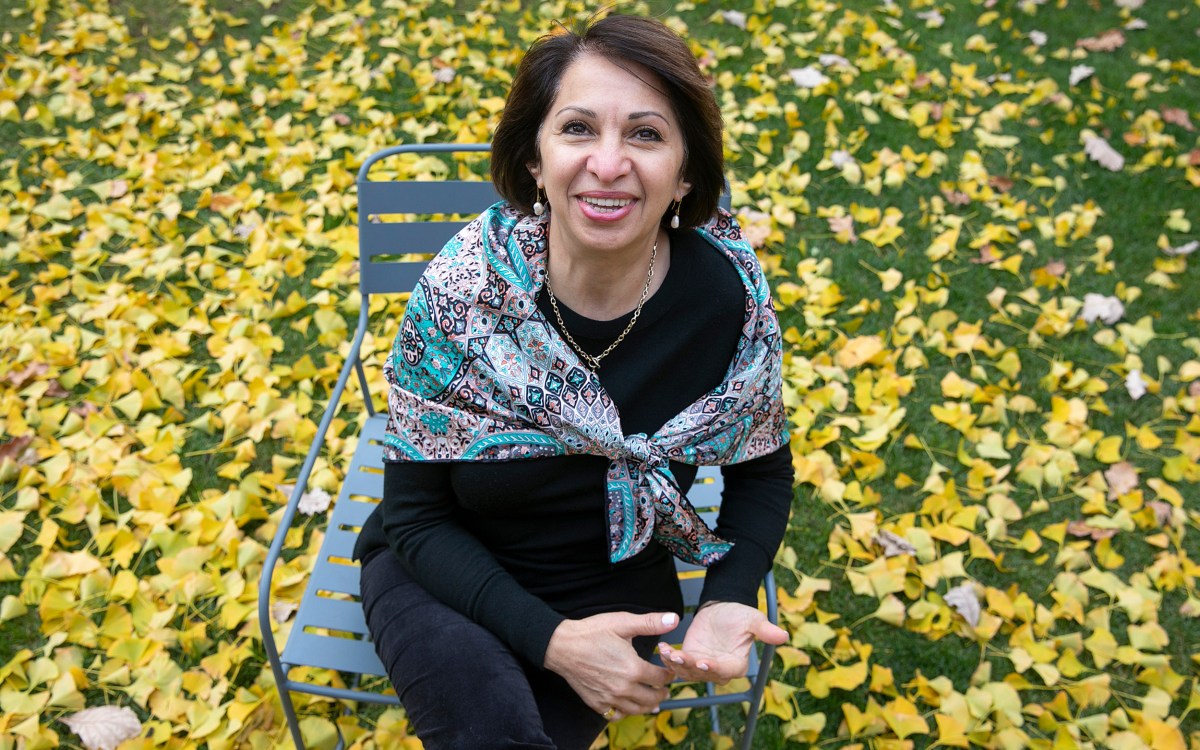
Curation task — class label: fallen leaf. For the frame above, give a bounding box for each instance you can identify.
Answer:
[0,435,36,466]
[61,706,142,750]
[271,600,299,623]
[1104,462,1139,499]
[298,488,333,515]
[1161,108,1194,131]
[1067,520,1117,540]
[2,362,49,389]
[941,187,970,206]
[789,66,830,88]
[827,215,857,242]
[1125,370,1147,400]
[873,530,917,557]
[943,583,981,627]
[1080,293,1124,324]
[720,10,747,29]
[1084,135,1125,171]
[1069,65,1095,86]
[1163,240,1198,257]
[1043,260,1066,277]
[1029,30,1047,47]
[970,246,1002,264]
[1076,29,1125,52]
[1146,501,1173,527]
[988,175,1014,193]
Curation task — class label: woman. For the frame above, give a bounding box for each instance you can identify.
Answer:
[354,14,795,749]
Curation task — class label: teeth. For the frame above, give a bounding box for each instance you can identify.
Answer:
[582,197,632,208]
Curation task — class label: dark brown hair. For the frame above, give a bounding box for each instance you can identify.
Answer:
[490,14,723,228]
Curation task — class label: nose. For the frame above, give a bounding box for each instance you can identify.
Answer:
[586,134,630,183]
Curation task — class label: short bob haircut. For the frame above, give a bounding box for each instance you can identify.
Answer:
[491,14,724,229]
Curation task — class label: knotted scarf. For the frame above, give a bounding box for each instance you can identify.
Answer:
[382,202,787,566]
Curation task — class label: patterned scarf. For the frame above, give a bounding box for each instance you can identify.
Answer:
[382,202,787,566]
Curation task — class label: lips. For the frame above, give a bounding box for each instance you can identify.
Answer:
[580,196,632,209]
[576,194,637,221]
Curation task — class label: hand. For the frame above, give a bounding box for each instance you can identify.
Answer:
[656,601,787,685]
[544,611,680,720]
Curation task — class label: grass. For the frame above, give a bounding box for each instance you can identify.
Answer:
[1,0,1198,748]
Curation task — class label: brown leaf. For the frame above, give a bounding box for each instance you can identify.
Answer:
[1123,130,1146,146]
[1067,519,1117,540]
[2,362,48,389]
[1104,461,1139,499]
[1189,150,1200,167]
[1190,380,1200,398]
[1043,260,1066,277]
[0,435,36,465]
[970,245,1002,264]
[940,186,970,206]
[70,401,99,417]
[45,380,71,399]
[1076,29,1125,52]
[989,175,1014,193]
[1161,107,1195,132]
[1146,501,1173,527]
[827,215,857,242]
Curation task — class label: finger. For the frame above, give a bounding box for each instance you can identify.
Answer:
[612,611,679,638]
[753,620,789,645]
[614,683,670,716]
[632,660,676,688]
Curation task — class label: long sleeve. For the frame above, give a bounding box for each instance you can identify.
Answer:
[698,444,794,607]
[377,460,565,667]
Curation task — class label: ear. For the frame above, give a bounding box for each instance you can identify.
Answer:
[527,161,542,185]
[676,180,693,201]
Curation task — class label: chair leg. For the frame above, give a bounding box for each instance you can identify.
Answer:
[739,643,776,750]
[279,685,306,749]
[706,681,720,736]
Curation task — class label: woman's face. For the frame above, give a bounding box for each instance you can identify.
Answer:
[529,52,691,258]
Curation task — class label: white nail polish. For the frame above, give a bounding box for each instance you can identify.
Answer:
[662,613,677,626]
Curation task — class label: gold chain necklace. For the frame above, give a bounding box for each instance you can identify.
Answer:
[545,239,658,370]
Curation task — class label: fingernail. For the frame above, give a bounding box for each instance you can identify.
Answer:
[698,663,709,671]
[662,613,677,626]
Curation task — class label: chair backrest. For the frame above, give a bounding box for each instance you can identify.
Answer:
[356,143,732,298]
[357,144,499,296]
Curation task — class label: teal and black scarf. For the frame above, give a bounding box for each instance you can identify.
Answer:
[382,202,787,566]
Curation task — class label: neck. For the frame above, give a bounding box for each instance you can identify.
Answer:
[546,228,670,321]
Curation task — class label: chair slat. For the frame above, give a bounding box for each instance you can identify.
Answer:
[360,220,475,259]
[358,180,501,216]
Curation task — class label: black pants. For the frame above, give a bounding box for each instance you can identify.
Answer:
[360,550,608,750]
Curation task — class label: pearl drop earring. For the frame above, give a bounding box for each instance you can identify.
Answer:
[670,199,681,229]
[533,187,546,216]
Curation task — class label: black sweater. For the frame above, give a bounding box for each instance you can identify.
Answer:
[354,229,795,668]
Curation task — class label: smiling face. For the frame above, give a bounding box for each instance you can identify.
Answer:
[528,52,691,260]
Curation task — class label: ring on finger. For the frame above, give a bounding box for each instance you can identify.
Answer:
[603,707,616,720]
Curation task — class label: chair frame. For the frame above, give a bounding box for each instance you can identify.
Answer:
[257,143,777,750]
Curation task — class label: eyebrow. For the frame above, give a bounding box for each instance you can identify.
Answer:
[554,106,670,125]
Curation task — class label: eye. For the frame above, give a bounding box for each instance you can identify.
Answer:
[633,126,663,141]
[561,120,590,136]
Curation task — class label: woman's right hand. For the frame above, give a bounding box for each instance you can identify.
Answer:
[543,612,679,720]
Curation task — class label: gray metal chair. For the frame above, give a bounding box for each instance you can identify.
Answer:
[257,143,778,750]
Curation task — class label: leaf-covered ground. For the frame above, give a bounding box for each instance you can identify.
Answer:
[1,0,1198,748]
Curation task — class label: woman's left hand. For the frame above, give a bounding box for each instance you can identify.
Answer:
[656,601,788,685]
